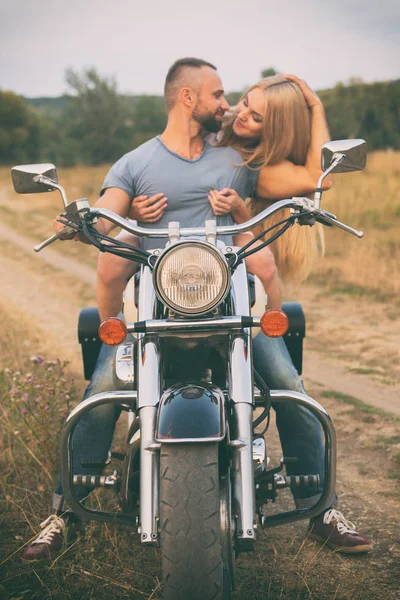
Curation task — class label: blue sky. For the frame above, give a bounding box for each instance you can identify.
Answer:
[1,0,399,97]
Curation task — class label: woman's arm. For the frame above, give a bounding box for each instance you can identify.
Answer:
[256,75,332,201]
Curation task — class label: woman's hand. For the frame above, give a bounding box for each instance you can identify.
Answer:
[129,193,167,223]
[208,188,243,216]
[282,74,323,109]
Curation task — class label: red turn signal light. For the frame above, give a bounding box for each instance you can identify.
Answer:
[260,310,289,338]
[98,318,127,346]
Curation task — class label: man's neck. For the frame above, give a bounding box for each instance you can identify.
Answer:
[160,114,205,160]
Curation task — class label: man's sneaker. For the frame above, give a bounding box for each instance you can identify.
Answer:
[308,508,372,554]
[22,515,68,561]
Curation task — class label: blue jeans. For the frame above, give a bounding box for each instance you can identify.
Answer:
[53,333,332,512]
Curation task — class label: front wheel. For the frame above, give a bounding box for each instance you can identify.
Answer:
[160,443,232,600]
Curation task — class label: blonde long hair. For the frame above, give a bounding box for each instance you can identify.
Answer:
[219,75,324,288]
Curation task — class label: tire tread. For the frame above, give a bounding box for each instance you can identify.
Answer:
[160,443,222,600]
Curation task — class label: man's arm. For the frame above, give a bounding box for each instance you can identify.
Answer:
[256,76,332,201]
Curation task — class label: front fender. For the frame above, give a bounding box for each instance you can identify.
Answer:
[155,384,226,443]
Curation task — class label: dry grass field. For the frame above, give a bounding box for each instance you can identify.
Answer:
[311,150,400,299]
[0,151,399,599]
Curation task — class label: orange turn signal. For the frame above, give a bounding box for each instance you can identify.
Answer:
[98,318,127,346]
[260,310,289,338]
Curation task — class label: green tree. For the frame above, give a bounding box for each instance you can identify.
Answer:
[0,90,41,165]
[63,68,136,165]
[131,95,167,147]
[261,67,279,78]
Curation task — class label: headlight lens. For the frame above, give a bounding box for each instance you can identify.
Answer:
[154,241,230,315]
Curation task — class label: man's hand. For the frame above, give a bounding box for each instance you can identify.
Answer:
[208,188,243,216]
[282,74,323,109]
[53,215,80,241]
[129,193,167,223]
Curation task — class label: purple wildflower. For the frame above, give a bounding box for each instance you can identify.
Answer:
[31,356,44,364]
[23,393,29,400]
[21,409,28,415]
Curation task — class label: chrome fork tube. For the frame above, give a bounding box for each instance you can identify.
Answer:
[228,259,256,543]
[139,405,160,543]
[230,401,256,542]
[137,335,161,542]
[137,265,161,543]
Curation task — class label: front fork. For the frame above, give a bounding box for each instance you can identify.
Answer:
[229,335,257,545]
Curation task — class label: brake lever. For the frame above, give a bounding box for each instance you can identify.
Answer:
[316,210,364,238]
[314,210,338,227]
[34,227,76,252]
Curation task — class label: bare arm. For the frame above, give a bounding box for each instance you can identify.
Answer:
[256,75,332,201]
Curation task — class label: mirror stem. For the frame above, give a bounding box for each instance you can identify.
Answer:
[313,153,345,209]
[33,175,69,208]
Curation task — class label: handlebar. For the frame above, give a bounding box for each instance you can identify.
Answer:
[34,193,364,253]
[90,198,311,238]
[90,199,364,240]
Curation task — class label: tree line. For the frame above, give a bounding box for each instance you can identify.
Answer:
[0,68,399,166]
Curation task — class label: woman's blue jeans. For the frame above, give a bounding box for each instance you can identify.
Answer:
[53,333,333,512]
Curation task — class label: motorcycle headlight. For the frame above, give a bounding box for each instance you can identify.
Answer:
[153,241,231,315]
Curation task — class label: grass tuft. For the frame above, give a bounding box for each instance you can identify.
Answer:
[320,390,400,421]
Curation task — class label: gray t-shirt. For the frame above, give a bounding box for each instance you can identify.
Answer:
[101,136,258,250]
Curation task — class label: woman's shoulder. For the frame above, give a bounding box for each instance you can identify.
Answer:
[204,132,220,147]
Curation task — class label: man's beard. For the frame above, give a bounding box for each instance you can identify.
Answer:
[200,116,222,133]
[193,105,222,133]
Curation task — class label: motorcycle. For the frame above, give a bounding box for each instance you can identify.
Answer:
[11,138,366,600]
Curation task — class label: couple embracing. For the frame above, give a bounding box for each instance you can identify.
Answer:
[23,57,371,561]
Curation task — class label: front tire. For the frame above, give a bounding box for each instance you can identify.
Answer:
[160,443,227,600]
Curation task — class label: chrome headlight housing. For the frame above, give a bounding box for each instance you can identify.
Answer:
[153,241,231,315]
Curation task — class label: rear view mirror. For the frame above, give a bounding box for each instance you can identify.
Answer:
[11,163,58,194]
[322,140,367,173]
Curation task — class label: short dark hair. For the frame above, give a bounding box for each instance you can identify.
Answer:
[164,57,217,109]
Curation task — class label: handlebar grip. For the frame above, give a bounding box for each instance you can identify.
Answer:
[34,199,91,252]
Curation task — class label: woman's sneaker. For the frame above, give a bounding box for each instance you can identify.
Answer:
[22,515,74,561]
[308,508,372,554]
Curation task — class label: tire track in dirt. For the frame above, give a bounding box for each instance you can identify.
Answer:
[1,221,399,415]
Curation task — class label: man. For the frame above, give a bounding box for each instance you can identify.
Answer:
[22,58,371,560]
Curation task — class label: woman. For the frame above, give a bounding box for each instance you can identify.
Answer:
[208,75,370,553]
[97,74,329,320]
[209,73,327,289]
